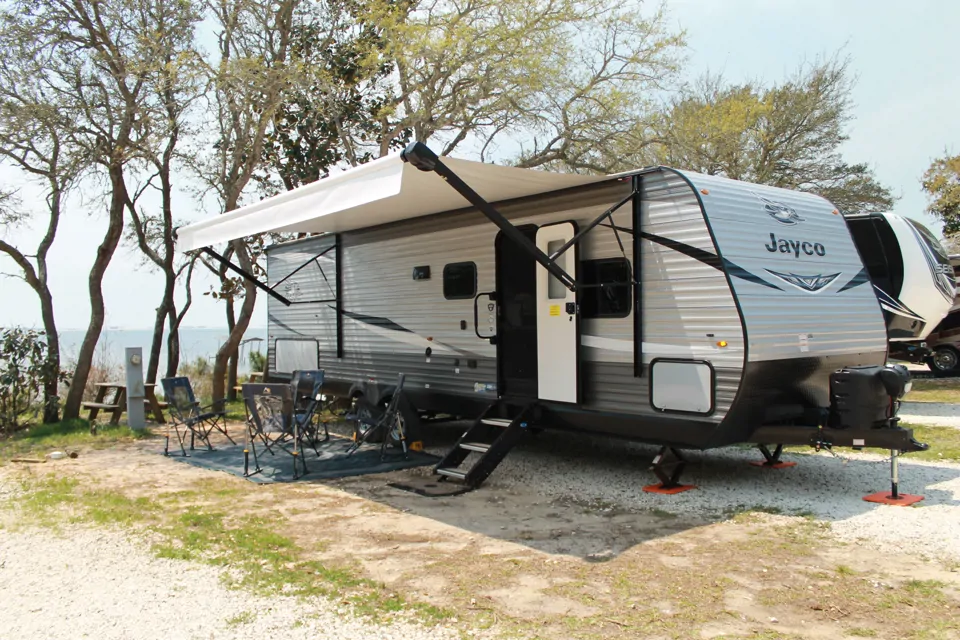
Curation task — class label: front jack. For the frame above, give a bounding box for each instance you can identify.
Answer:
[863,449,924,506]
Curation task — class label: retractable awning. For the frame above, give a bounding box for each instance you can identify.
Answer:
[176,152,608,252]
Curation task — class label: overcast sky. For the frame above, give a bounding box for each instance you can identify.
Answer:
[2,0,958,330]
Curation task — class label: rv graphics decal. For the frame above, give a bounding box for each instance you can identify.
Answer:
[873,285,924,321]
[753,192,804,225]
[764,233,826,258]
[765,269,841,293]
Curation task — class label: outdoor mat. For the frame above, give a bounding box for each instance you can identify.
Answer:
[388,477,473,497]
[164,438,440,483]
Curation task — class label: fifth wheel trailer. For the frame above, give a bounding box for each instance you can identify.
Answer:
[177,142,946,490]
[845,212,956,370]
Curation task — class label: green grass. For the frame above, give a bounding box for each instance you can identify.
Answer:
[906,378,960,404]
[8,476,454,626]
[903,424,960,462]
[0,418,151,462]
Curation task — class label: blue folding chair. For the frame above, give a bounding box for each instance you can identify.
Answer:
[161,376,234,456]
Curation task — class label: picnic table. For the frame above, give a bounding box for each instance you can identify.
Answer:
[82,382,167,425]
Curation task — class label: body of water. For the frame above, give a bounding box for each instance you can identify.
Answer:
[58,327,268,375]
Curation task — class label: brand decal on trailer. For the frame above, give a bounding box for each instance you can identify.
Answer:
[753,192,804,225]
[765,269,840,292]
[764,233,826,257]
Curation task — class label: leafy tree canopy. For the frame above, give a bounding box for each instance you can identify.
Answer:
[630,57,895,215]
[922,153,960,238]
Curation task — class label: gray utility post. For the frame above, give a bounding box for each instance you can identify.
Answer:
[125,347,146,431]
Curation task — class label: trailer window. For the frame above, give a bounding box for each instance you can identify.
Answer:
[581,258,631,318]
[443,262,477,299]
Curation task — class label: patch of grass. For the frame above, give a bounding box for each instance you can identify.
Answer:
[0,418,151,461]
[223,399,246,422]
[835,564,856,576]
[906,379,960,404]
[225,610,255,627]
[902,424,960,462]
[902,579,947,598]
[9,476,452,627]
[847,628,877,637]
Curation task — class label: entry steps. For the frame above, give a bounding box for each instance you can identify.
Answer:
[434,402,536,489]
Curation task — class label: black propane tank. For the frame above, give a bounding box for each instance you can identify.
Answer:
[829,363,911,429]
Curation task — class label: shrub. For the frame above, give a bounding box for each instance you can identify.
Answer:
[0,328,69,433]
[249,350,266,375]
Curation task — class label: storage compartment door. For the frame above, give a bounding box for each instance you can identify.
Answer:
[535,223,580,403]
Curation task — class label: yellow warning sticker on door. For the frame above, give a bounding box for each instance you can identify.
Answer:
[549,305,561,316]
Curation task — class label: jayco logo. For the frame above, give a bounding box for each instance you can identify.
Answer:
[753,192,804,225]
[765,233,825,258]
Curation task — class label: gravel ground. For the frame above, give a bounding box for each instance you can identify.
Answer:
[440,430,960,561]
[0,501,464,640]
[900,401,960,428]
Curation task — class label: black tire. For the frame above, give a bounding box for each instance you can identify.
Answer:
[927,346,960,375]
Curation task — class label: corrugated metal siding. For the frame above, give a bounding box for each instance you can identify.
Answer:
[639,171,745,421]
[684,172,888,364]
[265,176,745,423]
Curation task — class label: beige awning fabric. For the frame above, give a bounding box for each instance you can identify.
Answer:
[176,153,608,252]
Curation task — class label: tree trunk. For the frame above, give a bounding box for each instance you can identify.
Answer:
[228,347,239,400]
[38,288,61,424]
[211,240,256,405]
[223,292,236,402]
[62,166,127,420]
[165,309,182,379]
[146,302,167,384]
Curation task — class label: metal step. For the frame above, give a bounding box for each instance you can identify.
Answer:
[481,417,513,427]
[436,467,467,480]
[459,441,490,453]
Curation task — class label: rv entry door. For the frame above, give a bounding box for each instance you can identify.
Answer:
[536,222,580,403]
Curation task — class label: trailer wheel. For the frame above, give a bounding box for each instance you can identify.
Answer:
[927,346,960,375]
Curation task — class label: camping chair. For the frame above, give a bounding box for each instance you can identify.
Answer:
[242,382,311,480]
[346,373,409,461]
[161,376,235,456]
[291,369,332,454]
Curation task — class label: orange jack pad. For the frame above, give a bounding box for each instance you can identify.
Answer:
[642,484,696,495]
[749,461,797,469]
[862,492,924,506]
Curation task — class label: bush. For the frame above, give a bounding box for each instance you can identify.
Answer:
[249,350,266,375]
[0,328,69,433]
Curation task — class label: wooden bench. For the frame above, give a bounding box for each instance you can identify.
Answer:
[84,383,167,425]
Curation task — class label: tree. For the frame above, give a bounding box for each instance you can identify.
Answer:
[194,0,303,403]
[289,0,685,167]
[0,53,81,422]
[123,0,204,383]
[922,153,960,239]
[0,328,69,432]
[643,58,895,214]
[1,0,172,420]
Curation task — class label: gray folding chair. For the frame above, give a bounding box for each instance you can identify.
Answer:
[161,376,234,456]
[242,382,308,480]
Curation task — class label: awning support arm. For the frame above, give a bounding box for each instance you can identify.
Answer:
[400,141,578,292]
[547,190,636,263]
[199,246,292,306]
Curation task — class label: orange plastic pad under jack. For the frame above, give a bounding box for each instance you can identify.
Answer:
[642,484,696,495]
[749,461,797,469]
[862,492,924,506]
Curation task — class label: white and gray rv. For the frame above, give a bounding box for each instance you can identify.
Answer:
[178,143,951,490]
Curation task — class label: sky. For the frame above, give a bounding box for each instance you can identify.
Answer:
[2,0,959,330]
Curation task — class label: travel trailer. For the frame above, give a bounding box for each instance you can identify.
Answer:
[178,143,938,492]
[845,213,956,371]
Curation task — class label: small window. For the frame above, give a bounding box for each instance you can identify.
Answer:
[581,258,632,318]
[547,239,567,299]
[443,262,477,299]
